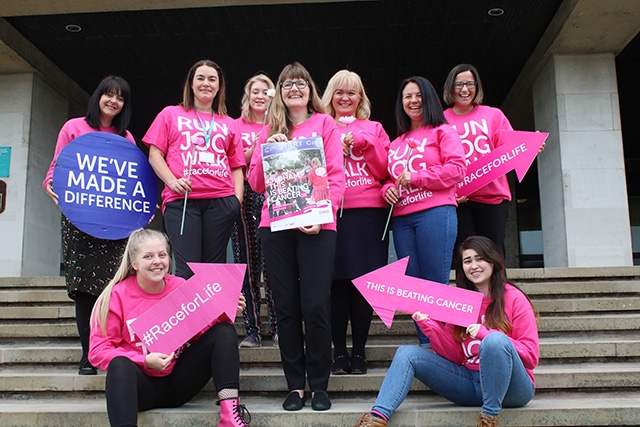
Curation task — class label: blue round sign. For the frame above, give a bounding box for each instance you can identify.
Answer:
[52,132,158,240]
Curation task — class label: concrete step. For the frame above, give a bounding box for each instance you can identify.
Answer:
[0,306,75,320]
[520,279,640,296]
[0,289,70,303]
[0,277,65,288]
[1,362,638,394]
[532,296,640,313]
[3,333,639,364]
[0,391,638,426]
[2,311,639,340]
[2,275,639,301]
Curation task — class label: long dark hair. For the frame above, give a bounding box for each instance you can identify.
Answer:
[395,76,446,136]
[182,59,227,115]
[453,236,537,341]
[85,75,132,136]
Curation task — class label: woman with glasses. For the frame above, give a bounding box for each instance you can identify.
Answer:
[321,70,390,376]
[443,64,514,258]
[248,62,345,412]
[143,59,244,279]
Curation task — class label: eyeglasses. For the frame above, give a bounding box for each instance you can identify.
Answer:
[281,80,308,90]
[454,81,476,89]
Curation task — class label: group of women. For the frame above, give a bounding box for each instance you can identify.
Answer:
[43,59,539,427]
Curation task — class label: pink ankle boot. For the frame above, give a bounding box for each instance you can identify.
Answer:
[219,398,251,427]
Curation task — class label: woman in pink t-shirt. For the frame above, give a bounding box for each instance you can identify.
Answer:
[233,74,278,348]
[42,75,134,376]
[321,69,390,376]
[248,62,345,412]
[443,64,514,257]
[143,59,244,279]
[89,229,250,427]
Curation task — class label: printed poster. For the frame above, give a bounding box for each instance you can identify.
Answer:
[261,136,333,231]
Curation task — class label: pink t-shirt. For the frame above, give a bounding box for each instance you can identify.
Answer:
[383,124,466,217]
[248,113,346,231]
[142,106,245,212]
[416,283,540,385]
[43,117,136,189]
[340,119,390,209]
[235,118,268,155]
[89,274,228,377]
[444,105,514,204]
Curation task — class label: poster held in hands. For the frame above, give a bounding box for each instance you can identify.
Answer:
[261,136,333,231]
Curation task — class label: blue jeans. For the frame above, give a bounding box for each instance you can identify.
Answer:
[372,333,535,419]
[392,205,457,345]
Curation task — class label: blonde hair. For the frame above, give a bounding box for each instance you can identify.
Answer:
[91,229,171,336]
[322,69,371,120]
[268,62,325,138]
[240,74,275,123]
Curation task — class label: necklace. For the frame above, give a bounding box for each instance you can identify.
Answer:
[194,108,214,147]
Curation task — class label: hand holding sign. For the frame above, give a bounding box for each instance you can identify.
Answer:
[457,130,548,197]
[130,262,246,354]
[352,257,483,328]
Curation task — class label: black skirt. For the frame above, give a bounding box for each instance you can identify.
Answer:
[61,215,127,300]
[334,207,390,280]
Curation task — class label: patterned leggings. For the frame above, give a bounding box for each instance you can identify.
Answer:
[231,183,277,337]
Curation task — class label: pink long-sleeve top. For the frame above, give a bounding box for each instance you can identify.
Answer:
[43,117,135,189]
[142,106,245,212]
[88,274,229,377]
[382,124,466,217]
[341,119,390,209]
[248,113,346,231]
[444,105,514,204]
[415,283,540,385]
[235,118,267,155]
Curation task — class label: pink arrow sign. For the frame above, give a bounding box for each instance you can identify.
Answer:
[130,262,246,354]
[352,257,483,328]
[457,130,548,197]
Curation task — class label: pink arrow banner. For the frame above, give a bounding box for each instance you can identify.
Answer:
[457,130,548,197]
[130,262,246,354]
[352,257,483,328]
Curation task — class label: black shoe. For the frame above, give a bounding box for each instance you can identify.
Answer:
[350,354,368,375]
[78,360,97,376]
[331,354,350,375]
[282,391,306,411]
[311,390,331,411]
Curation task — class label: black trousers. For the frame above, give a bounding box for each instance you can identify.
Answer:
[104,322,239,427]
[456,200,510,258]
[164,196,240,279]
[259,227,336,393]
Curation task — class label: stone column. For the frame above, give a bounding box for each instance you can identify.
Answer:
[533,54,632,267]
[0,74,68,276]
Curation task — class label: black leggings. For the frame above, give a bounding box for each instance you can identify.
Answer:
[75,292,98,365]
[105,322,239,427]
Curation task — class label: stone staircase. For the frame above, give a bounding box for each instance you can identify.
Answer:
[0,268,639,427]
